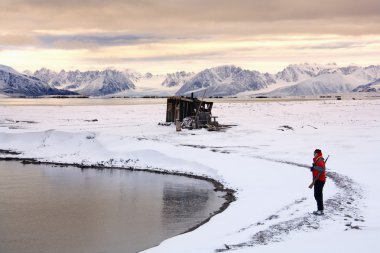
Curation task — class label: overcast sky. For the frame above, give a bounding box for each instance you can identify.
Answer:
[1,0,379,73]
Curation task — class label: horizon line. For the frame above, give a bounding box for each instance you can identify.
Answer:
[3,62,379,76]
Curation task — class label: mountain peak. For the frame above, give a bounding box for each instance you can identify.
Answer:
[176,65,274,96]
[161,71,195,87]
[0,64,77,97]
[0,64,18,74]
[30,67,136,96]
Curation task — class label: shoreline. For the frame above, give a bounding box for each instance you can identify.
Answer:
[0,151,236,238]
[0,92,379,106]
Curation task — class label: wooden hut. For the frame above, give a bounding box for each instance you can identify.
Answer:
[165,96,213,127]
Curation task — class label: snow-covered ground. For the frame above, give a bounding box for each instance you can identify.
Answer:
[0,98,379,252]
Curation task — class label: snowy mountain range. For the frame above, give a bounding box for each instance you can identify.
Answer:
[32,68,194,97]
[265,73,357,96]
[353,79,380,92]
[184,63,380,97]
[0,65,77,97]
[162,71,195,87]
[259,63,380,96]
[33,68,136,96]
[176,65,275,96]
[1,63,380,97]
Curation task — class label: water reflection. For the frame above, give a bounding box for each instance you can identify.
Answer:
[0,161,224,253]
[162,182,214,236]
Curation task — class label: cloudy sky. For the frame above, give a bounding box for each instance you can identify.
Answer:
[1,0,379,73]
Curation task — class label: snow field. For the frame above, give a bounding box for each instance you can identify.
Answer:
[0,99,379,252]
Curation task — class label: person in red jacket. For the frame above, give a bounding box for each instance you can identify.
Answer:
[311,149,326,215]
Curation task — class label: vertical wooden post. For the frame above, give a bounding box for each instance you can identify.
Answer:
[176,120,181,131]
[194,89,207,129]
[175,102,180,122]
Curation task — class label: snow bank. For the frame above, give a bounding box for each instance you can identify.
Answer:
[0,99,379,252]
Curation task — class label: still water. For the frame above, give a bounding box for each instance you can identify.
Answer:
[0,161,225,253]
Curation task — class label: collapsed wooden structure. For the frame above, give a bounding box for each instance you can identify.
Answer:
[165,96,218,129]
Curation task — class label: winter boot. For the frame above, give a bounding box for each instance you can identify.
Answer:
[312,210,324,215]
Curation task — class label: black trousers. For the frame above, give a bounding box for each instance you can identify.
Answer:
[314,180,325,211]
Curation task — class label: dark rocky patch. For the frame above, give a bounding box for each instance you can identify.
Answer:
[0,149,22,155]
[278,125,294,131]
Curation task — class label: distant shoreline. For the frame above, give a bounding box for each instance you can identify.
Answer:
[0,92,379,106]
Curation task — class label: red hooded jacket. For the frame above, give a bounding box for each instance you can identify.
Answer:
[313,154,326,181]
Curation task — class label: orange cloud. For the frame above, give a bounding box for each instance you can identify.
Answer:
[0,1,379,72]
